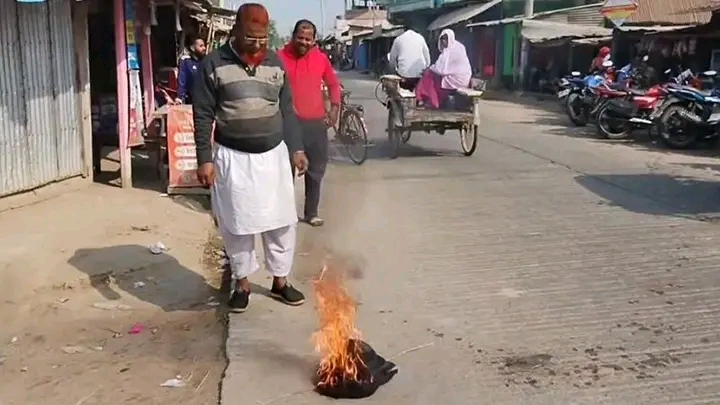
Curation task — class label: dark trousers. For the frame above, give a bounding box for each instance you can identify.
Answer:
[296,119,328,219]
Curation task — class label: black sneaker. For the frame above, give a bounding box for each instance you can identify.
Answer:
[228,289,250,313]
[270,284,305,306]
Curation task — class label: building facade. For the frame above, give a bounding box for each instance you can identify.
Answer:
[0,0,89,197]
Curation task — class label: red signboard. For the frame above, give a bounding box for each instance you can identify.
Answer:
[166,105,203,189]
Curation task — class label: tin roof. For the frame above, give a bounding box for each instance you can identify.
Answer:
[626,0,718,25]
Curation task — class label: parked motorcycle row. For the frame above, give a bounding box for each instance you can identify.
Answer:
[557,60,720,149]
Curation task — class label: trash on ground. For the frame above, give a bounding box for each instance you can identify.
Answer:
[133,281,146,288]
[92,302,132,311]
[0,356,5,365]
[9,337,18,344]
[149,242,167,254]
[206,296,219,307]
[62,346,86,354]
[128,323,144,334]
[160,377,186,388]
[57,298,70,304]
[20,367,27,372]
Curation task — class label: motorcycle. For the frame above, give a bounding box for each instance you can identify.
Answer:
[557,72,582,99]
[593,69,690,140]
[657,70,720,149]
[562,64,612,126]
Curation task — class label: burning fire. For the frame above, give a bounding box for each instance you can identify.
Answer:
[312,265,366,388]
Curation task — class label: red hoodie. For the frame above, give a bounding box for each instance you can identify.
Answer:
[278,44,341,121]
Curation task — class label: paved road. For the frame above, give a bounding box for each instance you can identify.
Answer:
[222,73,720,405]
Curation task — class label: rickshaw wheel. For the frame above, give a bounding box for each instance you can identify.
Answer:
[387,107,401,159]
[460,124,478,156]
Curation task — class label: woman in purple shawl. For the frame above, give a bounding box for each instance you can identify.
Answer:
[415,28,472,109]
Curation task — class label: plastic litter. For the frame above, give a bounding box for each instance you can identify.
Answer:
[128,323,144,334]
[160,377,186,388]
[149,242,167,255]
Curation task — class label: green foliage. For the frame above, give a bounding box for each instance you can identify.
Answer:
[269,20,283,50]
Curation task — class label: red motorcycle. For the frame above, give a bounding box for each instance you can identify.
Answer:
[594,83,668,140]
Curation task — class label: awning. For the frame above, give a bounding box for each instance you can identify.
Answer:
[616,25,696,32]
[571,36,613,45]
[427,0,502,31]
[521,20,612,43]
[356,27,406,40]
[468,16,524,28]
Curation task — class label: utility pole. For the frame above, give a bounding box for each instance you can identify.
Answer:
[518,0,534,91]
[320,0,325,35]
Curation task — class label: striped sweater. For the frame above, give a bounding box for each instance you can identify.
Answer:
[192,43,302,165]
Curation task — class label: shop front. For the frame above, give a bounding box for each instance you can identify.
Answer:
[0,0,87,198]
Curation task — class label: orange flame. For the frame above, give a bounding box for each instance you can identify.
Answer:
[312,265,365,387]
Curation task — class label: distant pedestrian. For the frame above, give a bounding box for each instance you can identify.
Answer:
[588,46,611,73]
[278,19,342,227]
[176,37,207,104]
[192,3,308,313]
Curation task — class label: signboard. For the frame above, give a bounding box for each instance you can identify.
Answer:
[124,0,143,146]
[166,106,204,190]
[601,0,639,27]
[124,0,140,69]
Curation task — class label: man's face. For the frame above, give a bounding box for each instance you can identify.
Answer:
[293,26,314,56]
[239,26,269,55]
[192,39,207,56]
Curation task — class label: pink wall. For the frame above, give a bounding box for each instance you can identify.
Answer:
[113,0,129,160]
[137,0,155,120]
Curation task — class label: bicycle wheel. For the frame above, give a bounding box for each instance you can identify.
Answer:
[340,109,369,165]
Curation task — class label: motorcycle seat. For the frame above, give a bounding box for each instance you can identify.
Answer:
[627,88,647,96]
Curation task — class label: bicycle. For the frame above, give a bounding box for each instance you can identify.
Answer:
[327,85,369,165]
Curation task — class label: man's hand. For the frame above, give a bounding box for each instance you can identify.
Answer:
[292,151,308,176]
[197,162,215,187]
[325,105,340,127]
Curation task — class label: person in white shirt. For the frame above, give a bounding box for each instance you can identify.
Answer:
[387,29,431,89]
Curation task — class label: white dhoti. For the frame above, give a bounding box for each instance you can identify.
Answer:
[212,142,298,280]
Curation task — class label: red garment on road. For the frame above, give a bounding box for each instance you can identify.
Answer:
[278,44,341,120]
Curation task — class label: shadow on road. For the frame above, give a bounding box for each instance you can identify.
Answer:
[575,173,720,218]
[68,244,217,311]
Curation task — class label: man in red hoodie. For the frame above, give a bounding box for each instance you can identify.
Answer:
[278,19,341,227]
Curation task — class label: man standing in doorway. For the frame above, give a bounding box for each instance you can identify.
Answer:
[387,29,431,90]
[278,19,341,227]
[192,3,308,312]
[177,37,207,104]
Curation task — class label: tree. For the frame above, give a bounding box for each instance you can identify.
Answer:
[269,20,283,50]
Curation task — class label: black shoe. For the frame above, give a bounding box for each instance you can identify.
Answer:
[228,289,250,313]
[270,284,305,306]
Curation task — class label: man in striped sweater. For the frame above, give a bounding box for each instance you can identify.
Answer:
[192,3,307,313]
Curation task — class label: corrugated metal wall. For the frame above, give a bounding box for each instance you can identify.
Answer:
[566,6,605,26]
[535,6,605,27]
[0,0,81,197]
